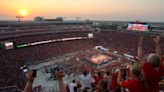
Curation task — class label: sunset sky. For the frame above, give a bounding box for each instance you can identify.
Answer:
[0,0,164,22]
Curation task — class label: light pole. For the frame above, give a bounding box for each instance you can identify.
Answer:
[16,16,24,22]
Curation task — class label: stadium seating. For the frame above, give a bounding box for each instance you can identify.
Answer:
[0,29,164,91]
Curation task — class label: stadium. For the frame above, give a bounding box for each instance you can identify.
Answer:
[0,20,163,92]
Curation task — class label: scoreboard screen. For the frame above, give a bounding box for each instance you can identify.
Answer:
[127,22,150,31]
[0,41,14,50]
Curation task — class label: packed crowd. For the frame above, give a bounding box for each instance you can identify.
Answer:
[0,32,94,89]
[23,35,164,92]
[0,30,164,92]
[94,31,164,56]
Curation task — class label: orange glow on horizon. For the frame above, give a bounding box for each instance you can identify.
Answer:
[0,0,164,21]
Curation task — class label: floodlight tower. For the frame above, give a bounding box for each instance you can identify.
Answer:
[16,16,24,22]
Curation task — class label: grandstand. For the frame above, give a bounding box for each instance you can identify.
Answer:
[0,20,164,92]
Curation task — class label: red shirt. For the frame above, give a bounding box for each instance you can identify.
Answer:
[142,62,161,92]
[66,84,70,92]
[111,73,118,90]
[159,57,164,76]
[120,80,145,92]
[94,76,103,86]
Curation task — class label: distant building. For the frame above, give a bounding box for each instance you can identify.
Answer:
[34,16,44,22]
[44,17,63,21]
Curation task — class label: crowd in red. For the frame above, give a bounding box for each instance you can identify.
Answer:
[0,32,94,90]
[94,31,164,56]
[53,35,164,92]
[0,30,164,92]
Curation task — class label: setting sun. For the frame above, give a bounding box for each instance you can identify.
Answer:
[19,10,28,16]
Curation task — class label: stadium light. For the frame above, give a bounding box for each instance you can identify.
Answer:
[16,16,24,22]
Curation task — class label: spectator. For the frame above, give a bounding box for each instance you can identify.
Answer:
[138,36,162,92]
[94,80,109,92]
[104,71,112,91]
[94,72,103,86]
[79,71,91,90]
[55,72,66,92]
[117,64,145,92]
[22,69,34,92]
[154,35,164,77]
[111,69,119,92]
[69,79,77,92]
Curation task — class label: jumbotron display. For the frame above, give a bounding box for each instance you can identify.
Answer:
[127,21,150,31]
